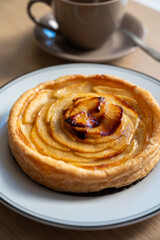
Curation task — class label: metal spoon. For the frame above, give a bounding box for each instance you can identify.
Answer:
[120,27,160,62]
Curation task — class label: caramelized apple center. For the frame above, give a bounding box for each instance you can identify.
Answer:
[63,97,123,139]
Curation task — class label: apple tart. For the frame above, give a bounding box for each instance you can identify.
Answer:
[8,75,160,193]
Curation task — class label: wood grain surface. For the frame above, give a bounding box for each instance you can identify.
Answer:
[0,0,160,239]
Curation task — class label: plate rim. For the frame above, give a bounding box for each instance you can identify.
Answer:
[1,63,160,230]
[1,198,160,230]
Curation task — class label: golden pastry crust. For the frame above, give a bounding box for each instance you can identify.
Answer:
[8,75,160,193]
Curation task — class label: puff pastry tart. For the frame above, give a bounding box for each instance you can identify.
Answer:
[8,75,160,193]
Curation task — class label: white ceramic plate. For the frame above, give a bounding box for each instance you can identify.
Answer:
[0,64,160,230]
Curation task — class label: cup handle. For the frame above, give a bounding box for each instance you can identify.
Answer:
[27,0,60,33]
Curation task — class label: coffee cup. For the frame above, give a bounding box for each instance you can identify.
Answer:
[27,0,128,49]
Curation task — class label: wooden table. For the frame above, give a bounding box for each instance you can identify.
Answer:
[0,1,160,239]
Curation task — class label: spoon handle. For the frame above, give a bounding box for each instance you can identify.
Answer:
[121,28,160,62]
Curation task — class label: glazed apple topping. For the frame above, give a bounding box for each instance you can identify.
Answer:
[65,110,102,128]
[63,97,123,139]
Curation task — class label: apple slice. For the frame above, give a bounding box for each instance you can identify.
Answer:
[93,85,132,97]
[35,104,69,151]
[53,82,90,98]
[23,89,55,124]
